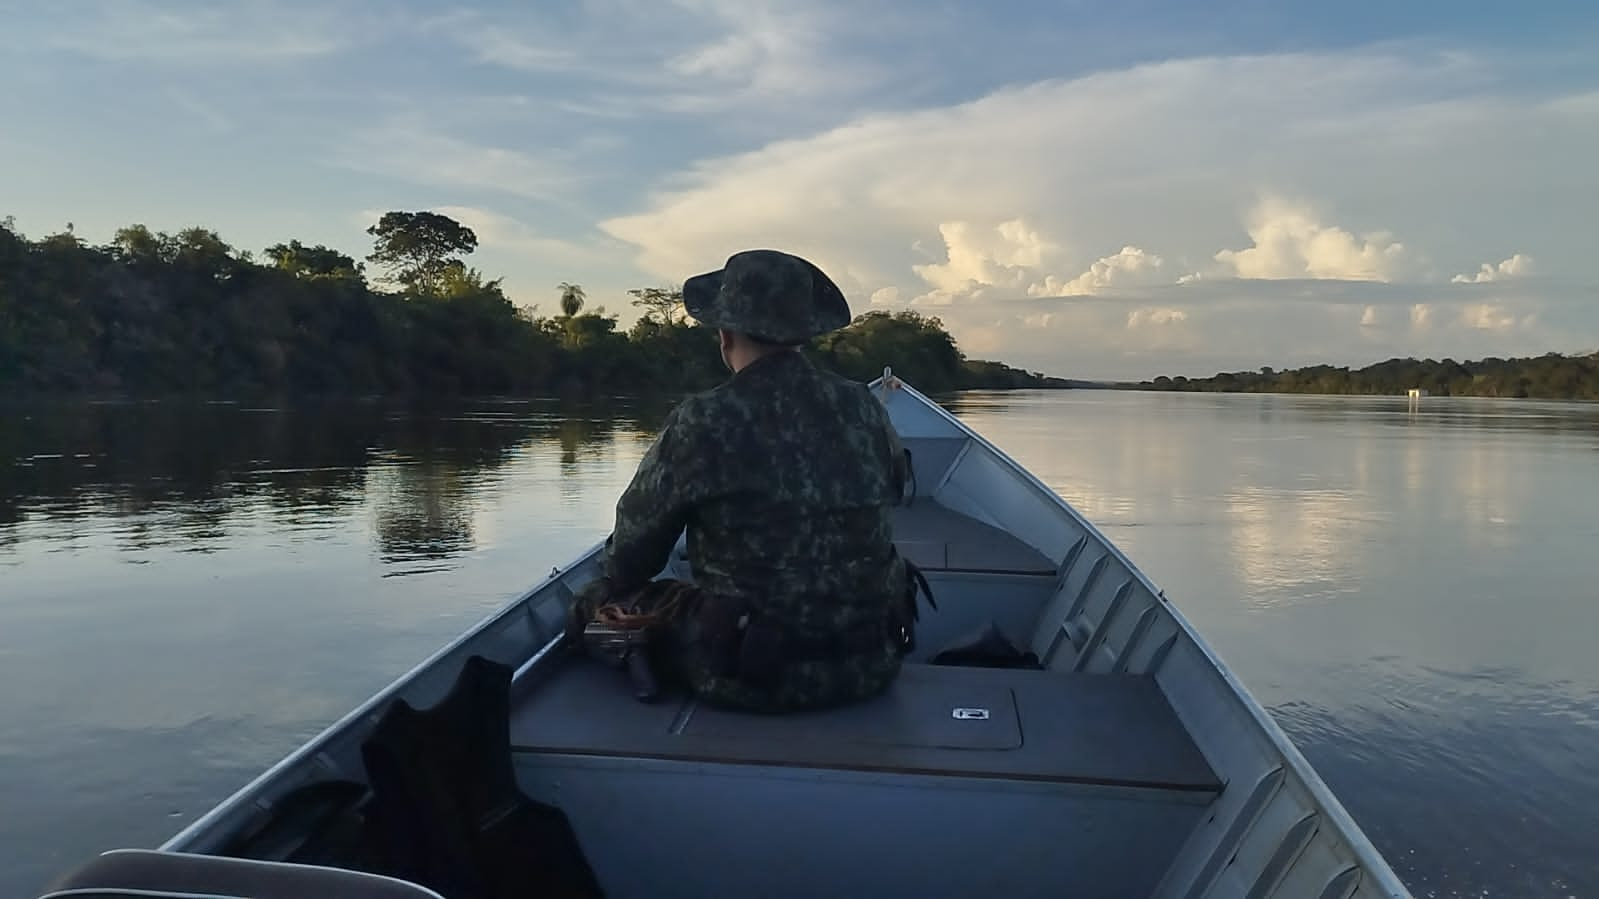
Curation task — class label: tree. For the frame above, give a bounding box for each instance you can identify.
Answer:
[557,281,586,317]
[628,285,683,326]
[168,227,239,280]
[365,211,478,297]
[810,310,967,391]
[0,214,1073,398]
[111,224,168,263]
[265,240,364,281]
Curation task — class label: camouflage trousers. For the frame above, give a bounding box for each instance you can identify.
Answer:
[567,578,903,713]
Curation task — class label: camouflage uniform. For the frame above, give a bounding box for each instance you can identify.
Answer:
[569,250,912,713]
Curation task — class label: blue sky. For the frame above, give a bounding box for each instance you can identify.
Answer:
[3,0,1598,379]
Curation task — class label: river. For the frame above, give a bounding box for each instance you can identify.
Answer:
[2,390,1595,897]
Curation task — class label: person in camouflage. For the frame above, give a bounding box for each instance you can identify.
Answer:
[567,249,915,713]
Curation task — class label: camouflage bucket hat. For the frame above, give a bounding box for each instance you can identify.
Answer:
[682,249,851,345]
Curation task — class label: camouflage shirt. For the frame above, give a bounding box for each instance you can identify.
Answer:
[600,350,908,637]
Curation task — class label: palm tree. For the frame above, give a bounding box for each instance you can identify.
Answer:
[557,282,586,317]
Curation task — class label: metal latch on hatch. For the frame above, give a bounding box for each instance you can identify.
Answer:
[951,707,991,720]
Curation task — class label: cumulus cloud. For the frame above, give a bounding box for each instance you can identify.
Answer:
[1031,246,1166,297]
[899,223,1171,304]
[1460,303,1521,331]
[908,219,1057,303]
[1127,307,1188,328]
[1453,253,1534,283]
[589,47,1599,377]
[603,48,1594,282]
[1211,197,1410,282]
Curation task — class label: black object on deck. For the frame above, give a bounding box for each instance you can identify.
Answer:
[360,654,606,899]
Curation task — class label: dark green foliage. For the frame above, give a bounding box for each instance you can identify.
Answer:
[810,310,1069,392]
[265,240,364,281]
[557,282,586,318]
[0,214,1064,398]
[366,211,478,296]
[1137,352,1599,400]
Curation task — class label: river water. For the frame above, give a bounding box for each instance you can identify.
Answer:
[2,391,1595,897]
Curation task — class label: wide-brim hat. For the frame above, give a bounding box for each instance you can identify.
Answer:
[682,249,852,345]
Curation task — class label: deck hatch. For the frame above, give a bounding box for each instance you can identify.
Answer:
[511,662,1221,792]
[678,679,1021,751]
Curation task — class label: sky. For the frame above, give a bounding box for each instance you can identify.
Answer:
[3,0,1598,381]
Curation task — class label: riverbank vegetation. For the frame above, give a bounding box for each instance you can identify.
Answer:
[1135,352,1599,400]
[0,213,1065,398]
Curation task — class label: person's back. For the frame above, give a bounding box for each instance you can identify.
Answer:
[567,249,915,713]
[669,348,906,637]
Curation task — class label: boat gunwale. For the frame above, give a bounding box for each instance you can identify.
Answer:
[876,375,1410,897]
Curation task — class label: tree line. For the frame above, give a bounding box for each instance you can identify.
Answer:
[0,212,1065,398]
[1135,352,1599,400]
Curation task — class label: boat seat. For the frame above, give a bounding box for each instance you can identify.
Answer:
[891,502,1056,574]
[510,660,1221,795]
[42,848,445,899]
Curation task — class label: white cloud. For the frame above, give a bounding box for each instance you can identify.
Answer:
[597,46,1599,378]
[1211,196,1410,282]
[1460,303,1520,331]
[602,49,1597,293]
[336,121,582,205]
[464,27,583,74]
[1032,246,1166,297]
[908,220,1059,304]
[37,1,352,63]
[900,225,1166,304]
[1127,307,1188,328]
[428,206,617,266]
[1453,253,1534,283]
[660,0,876,106]
[440,0,885,121]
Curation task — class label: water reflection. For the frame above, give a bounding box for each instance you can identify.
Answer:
[0,398,676,570]
[942,390,1599,616]
[372,463,482,573]
[4,390,1598,898]
[1224,485,1373,607]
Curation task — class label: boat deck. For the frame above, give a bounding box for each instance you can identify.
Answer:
[510,660,1220,795]
[890,503,1056,574]
[511,496,1214,794]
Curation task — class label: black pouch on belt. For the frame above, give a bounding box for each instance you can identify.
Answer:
[735,619,786,689]
[694,594,749,679]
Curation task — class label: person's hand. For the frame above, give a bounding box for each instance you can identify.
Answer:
[564,576,615,641]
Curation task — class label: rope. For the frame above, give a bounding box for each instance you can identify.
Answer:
[591,583,691,629]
